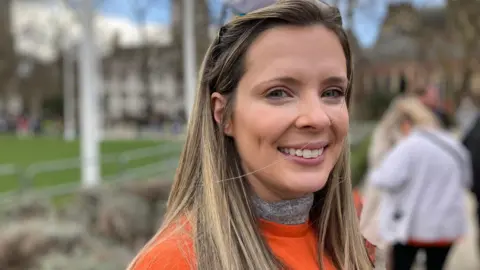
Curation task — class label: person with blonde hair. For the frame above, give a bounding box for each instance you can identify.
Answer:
[370,97,472,270]
[128,1,372,269]
[360,91,442,269]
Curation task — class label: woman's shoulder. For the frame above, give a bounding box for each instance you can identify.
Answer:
[129,219,195,270]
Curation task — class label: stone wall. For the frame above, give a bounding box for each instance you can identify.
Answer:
[0,180,172,270]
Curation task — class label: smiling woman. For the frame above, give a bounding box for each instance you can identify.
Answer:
[215,24,350,202]
[128,0,373,269]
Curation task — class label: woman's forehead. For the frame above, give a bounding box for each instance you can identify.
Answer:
[241,25,347,86]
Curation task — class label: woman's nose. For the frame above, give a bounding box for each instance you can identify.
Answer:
[294,99,331,131]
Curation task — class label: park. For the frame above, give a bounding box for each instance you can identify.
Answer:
[0,0,479,269]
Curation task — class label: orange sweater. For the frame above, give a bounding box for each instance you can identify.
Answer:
[131,218,336,270]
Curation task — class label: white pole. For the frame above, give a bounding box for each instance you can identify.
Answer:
[183,0,196,120]
[63,48,76,141]
[78,0,100,187]
[94,41,104,141]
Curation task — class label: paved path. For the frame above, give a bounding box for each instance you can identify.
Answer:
[445,193,479,270]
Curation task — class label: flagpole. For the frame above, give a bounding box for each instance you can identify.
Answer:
[78,0,100,187]
[183,0,196,121]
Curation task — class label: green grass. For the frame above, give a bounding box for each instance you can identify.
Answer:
[0,133,373,198]
[0,135,183,193]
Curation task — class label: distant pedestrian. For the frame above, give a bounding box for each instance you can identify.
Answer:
[371,99,472,270]
[462,112,480,251]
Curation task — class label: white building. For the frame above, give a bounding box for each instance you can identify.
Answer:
[102,44,184,123]
[2,0,185,123]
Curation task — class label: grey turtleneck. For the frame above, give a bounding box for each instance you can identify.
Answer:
[252,193,314,225]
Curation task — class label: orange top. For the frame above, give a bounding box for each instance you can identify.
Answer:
[353,189,376,263]
[130,218,336,270]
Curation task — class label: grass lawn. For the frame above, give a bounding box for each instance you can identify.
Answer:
[0,135,183,193]
[0,129,373,197]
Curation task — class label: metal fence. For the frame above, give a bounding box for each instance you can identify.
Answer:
[0,121,377,205]
[0,143,181,204]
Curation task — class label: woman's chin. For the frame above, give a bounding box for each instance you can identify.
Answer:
[282,177,329,197]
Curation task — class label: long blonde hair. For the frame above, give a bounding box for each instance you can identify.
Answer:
[386,96,441,141]
[130,1,372,269]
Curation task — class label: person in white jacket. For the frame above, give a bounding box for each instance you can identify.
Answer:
[370,100,472,270]
[360,92,441,269]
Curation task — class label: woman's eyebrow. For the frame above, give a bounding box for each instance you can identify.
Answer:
[321,76,348,87]
[258,76,302,87]
[254,75,348,89]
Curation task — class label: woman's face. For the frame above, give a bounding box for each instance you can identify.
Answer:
[213,25,349,202]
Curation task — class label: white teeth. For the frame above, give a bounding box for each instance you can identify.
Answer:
[279,147,325,159]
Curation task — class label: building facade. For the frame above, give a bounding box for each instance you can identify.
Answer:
[362,3,480,105]
[101,44,184,125]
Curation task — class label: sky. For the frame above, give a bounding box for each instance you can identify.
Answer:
[99,0,223,24]
[97,0,446,48]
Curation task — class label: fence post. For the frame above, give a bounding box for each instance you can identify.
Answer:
[117,155,129,179]
[16,166,30,194]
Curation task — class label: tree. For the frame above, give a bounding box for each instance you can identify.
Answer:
[326,0,366,119]
[14,1,73,118]
[0,0,17,109]
[171,0,211,120]
[447,0,480,107]
[194,0,211,69]
[130,0,164,119]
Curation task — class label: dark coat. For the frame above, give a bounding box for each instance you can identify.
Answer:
[463,114,480,198]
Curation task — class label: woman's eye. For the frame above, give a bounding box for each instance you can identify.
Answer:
[266,89,291,99]
[322,88,345,98]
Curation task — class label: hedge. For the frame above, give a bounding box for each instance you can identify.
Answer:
[350,134,372,188]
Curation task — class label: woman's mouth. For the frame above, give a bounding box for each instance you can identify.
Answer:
[277,147,326,159]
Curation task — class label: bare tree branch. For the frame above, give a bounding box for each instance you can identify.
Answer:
[127,0,166,118]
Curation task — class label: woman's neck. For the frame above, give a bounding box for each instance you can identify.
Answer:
[252,193,314,225]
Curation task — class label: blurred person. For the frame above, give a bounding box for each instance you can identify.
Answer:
[16,114,29,137]
[370,98,472,270]
[359,82,436,268]
[367,83,440,173]
[360,84,448,246]
[456,96,479,136]
[360,95,441,270]
[417,84,440,111]
[416,84,454,129]
[128,1,374,269]
[462,111,480,250]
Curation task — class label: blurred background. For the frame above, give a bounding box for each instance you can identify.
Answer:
[0,0,478,269]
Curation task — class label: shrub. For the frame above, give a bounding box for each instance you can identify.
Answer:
[358,90,396,121]
[350,134,372,188]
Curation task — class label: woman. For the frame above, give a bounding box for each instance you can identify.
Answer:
[462,109,480,254]
[370,97,472,270]
[128,0,372,269]
[360,90,442,269]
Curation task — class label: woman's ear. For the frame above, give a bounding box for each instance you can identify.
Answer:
[211,92,233,136]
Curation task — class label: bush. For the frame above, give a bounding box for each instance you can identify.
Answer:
[350,134,371,188]
[358,90,396,121]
